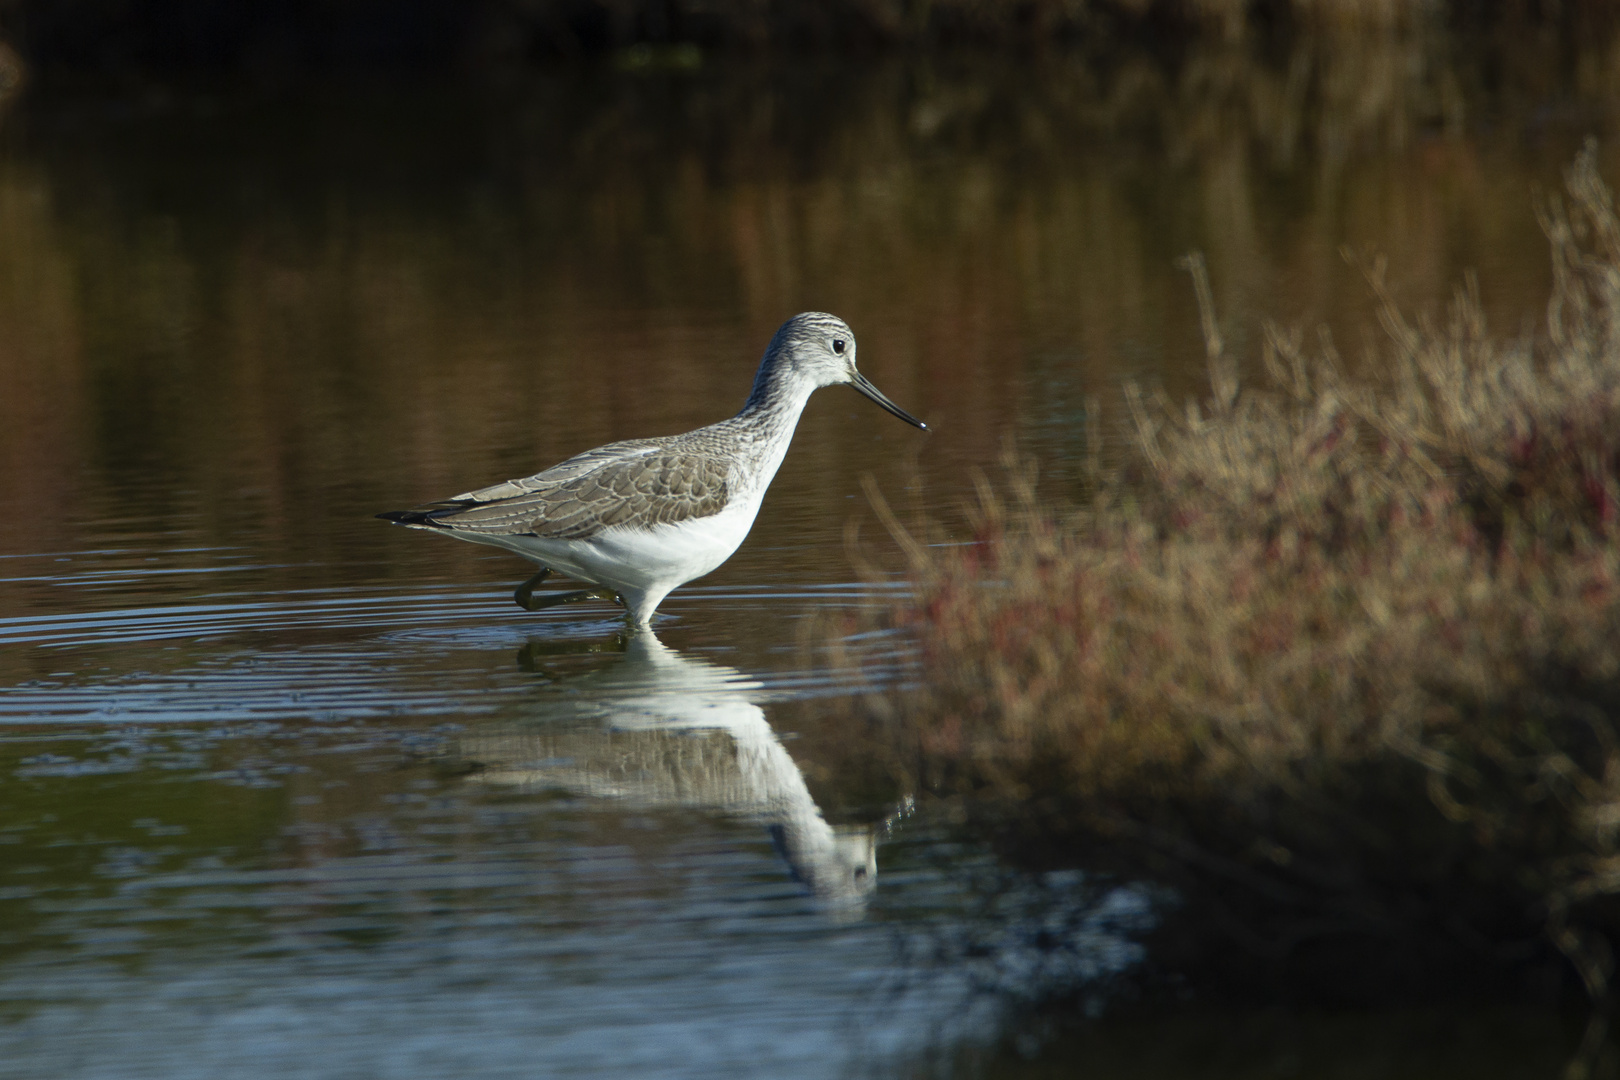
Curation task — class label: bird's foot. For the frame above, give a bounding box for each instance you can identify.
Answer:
[518,583,622,612]
[557,587,622,607]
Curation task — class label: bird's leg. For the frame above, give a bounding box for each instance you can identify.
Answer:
[513,568,552,611]
[516,566,626,613]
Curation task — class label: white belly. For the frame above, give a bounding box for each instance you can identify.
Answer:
[460,492,766,618]
[564,500,760,592]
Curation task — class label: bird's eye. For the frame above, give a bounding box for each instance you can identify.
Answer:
[831,339,846,355]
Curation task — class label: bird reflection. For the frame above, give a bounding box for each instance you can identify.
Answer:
[457,634,878,906]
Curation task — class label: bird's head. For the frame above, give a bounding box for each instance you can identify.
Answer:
[757,312,928,430]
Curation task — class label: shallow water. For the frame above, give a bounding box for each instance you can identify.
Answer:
[0,569,1153,1079]
[1,36,1616,1077]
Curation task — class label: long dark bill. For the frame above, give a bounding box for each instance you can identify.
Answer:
[851,370,928,430]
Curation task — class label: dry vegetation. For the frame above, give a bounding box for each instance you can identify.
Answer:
[836,145,1620,1038]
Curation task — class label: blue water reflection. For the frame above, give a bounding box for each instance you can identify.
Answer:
[0,583,1152,1080]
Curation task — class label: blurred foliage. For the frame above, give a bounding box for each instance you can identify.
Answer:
[824,147,1620,1054]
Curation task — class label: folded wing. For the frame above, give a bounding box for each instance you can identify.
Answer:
[378,439,731,541]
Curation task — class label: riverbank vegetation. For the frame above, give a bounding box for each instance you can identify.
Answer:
[829,144,1620,1058]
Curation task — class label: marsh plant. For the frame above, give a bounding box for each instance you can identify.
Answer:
[838,145,1620,1044]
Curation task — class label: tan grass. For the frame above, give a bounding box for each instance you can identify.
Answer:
[837,143,1620,1027]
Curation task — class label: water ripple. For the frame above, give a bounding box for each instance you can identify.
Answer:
[0,586,494,649]
[0,577,912,725]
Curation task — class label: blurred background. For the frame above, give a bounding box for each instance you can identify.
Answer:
[0,2,1617,1078]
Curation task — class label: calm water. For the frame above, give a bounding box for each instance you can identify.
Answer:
[2,36,1616,1078]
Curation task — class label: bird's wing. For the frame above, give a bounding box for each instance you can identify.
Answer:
[389,440,732,541]
[449,440,663,501]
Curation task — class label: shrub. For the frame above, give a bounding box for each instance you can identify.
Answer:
[838,144,1620,1041]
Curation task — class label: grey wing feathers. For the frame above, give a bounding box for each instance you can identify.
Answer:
[425,440,731,540]
[450,440,661,501]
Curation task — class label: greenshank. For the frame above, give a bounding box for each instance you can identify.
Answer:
[378,312,927,626]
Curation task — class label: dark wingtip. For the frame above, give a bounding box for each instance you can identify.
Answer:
[377,500,478,527]
[376,508,447,526]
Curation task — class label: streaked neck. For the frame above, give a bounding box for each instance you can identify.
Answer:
[737,359,816,429]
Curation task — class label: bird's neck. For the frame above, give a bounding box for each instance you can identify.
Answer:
[728,365,817,496]
[736,363,815,434]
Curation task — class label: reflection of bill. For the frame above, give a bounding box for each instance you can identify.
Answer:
[459,634,878,906]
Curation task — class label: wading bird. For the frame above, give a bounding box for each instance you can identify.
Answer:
[378,312,927,627]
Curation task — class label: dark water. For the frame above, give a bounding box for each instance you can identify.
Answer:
[2,36,1616,1078]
